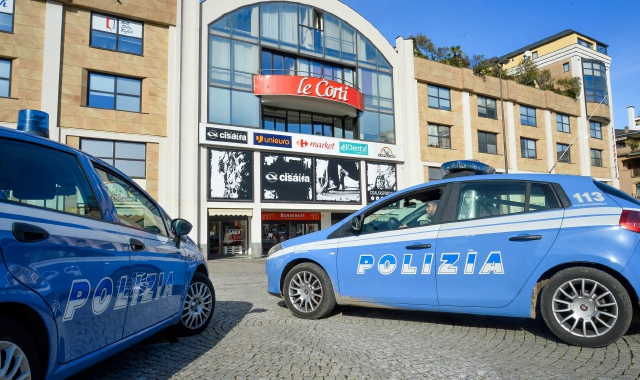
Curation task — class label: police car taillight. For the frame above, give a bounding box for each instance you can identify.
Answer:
[620,210,640,233]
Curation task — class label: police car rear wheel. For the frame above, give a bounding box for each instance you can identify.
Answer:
[541,267,632,348]
[284,263,336,319]
[173,272,215,336]
[0,317,41,380]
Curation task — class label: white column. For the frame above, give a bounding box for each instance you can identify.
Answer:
[628,106,636,131]
[572,56,590,176]
[163,21,181,215]
[506,101,517,171]
[462,91,473,159]
[250,150,263,258]
[395,37,422,187]
[544,110,555,173]
[179,0,200,241]
[605,64,618,187]
[40,1,63,142]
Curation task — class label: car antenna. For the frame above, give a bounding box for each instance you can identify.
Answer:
[548,93,609,174]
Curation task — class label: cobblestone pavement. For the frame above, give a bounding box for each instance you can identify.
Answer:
[72,258,640,380]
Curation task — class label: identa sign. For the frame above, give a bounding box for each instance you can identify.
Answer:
[262,212,321,221]
[206,127,248,144]
[254,75,365,111]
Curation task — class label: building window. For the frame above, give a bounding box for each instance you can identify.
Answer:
[427,85,451,111]
[590,121,602,139]
[359,68,393,113]
[578,38,592,49]
[0,0,13,33]
[88,73,141,112]
[532,51,538,59]
[0,59,10,98]
[583,60,608,104]
[427,124,451,149]
[478,131,497,154]
[563,62,570,72]
[596,44,607,55]
[262,106,357,139]
[521,138,537,159]
[557,143,571,163]
[478,96,497,119]
[556,113,570,133]
[80,139,146,178]
[299,6,323,56]
[90,14,143,55]
[520,105,536,126]
[591,149,603,167]
[428,167,443,181]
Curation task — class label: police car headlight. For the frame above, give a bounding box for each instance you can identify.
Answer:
[268,243,283,257]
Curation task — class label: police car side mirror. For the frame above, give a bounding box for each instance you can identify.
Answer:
[171,218,192,236]
[350,216,362,232]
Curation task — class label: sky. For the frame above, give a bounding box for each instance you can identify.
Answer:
[341,0,640,129]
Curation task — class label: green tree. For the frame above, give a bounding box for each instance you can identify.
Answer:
[514,58,539,87]
[554,77,582,100]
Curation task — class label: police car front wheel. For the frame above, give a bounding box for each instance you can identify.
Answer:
[284,263,336,319]
[0,317,41,380]
[540,267,632,348]
[172,272,215,336]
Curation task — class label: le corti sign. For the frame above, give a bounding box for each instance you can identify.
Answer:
[199,124,405,162]
[254,75,365,111]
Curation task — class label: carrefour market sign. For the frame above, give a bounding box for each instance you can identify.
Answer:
[199,124,404,163]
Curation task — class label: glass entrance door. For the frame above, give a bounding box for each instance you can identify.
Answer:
[208,215,249,258]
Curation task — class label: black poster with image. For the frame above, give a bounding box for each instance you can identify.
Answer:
[261,153,313,202]
[209,148,253,201]
[315,158,361,203]
[366,162,397,204]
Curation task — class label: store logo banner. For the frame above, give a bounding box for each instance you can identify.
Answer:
[0,0,14,14]
[296,139,335,150]
[339,142,369,156]
[206,127,248,144]
[378,146,396,158]
[254,132,292,148]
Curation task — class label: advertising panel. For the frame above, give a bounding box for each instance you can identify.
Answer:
[206,127,248,144]
[261,153,313,202]
[209,149,253,201]
[0,0,14,14]
[366,162,397,204]
[254,132,292,148]
[315,158,361,203]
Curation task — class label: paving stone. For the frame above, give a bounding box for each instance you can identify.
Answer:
[70,258,640,379]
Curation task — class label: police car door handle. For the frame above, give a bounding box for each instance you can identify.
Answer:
[130,238,145,252]
[406,243,432,250]
[12,223,49,243]
[509,235,542,241]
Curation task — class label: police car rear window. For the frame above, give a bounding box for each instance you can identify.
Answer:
[594,181,640,207]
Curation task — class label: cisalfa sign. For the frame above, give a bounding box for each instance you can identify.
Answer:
[205,127,248,144]
[254,75,365,111]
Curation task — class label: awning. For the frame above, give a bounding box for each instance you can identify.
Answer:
[208,208,253,217]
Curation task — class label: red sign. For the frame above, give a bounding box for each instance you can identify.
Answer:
[262,212,322,221]
[254,75,365,111]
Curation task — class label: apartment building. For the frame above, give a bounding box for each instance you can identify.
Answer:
[501,30,615,184]
[615,106,640,197]
[0,2,619,258]
[0,0,178,206]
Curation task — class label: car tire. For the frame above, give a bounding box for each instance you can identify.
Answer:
[540,267,632,348]
[283,262,336,319]
[172,272,215,337]
[0,317,42,380]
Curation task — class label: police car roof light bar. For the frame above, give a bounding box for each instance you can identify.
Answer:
[441,160,496,178]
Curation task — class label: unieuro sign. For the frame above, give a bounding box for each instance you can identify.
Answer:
[254,75,365,111]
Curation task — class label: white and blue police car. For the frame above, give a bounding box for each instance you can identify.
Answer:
[267,160,640,347]
[0,124,214,380]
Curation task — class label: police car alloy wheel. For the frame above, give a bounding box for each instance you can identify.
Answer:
[540,267,632,348]
[284,263,336,319]
[0,317,41,380]
[173,272,216,336]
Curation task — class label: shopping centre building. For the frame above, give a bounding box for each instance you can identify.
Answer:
[0,0,617,259]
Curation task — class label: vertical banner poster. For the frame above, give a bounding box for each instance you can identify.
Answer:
[315,158,361,203]
[366,162,397,204]
[209,149,253,201]
[262,153,313,202]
